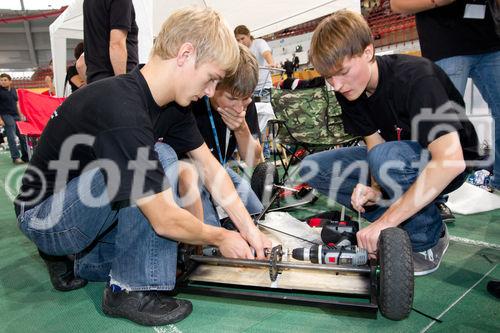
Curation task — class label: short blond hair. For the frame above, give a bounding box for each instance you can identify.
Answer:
[217,44,258,98]
[152,7,239,75]
[309,10,374,77]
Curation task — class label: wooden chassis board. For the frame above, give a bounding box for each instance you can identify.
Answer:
[187,264,370,295]
[185,229,371,295]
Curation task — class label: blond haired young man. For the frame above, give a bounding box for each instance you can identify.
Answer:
[299,10,479,276]
[15,7,271,326]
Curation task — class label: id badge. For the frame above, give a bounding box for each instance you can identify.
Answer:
[464,0,486,19]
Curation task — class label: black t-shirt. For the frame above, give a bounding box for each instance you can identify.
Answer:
[185,98,260,163]
[416,0,500,61]
[16,68,169,211]
[153,103,205,155]
[0,87,18,116]
[83,0,139,83]
[65,65,80,93]
[338,55,479,160]
[283,60,294,75]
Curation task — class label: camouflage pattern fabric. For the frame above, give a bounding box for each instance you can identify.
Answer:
[271,87,358,146]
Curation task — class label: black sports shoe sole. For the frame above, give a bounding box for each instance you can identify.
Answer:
[442,216,455,224]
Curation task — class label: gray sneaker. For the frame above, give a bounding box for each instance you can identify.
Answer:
[413,224,449,276]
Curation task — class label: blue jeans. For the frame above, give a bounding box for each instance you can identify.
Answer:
[299,141,464,252]
[436,50,500,189]
[17,143,183,291]
[201,166,264,226]
[0,114,28,161]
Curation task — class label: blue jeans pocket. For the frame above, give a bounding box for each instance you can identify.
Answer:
[23,226,90,256]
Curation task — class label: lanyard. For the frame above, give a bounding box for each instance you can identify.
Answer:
[205,96,227,165]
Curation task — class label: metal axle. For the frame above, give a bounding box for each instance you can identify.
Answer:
[188,255,371,274]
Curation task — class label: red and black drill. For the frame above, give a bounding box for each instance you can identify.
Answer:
[292,209,368,266]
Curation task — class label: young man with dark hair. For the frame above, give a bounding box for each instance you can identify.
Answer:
[300,10,479,276]
[15,8,271,326]
[0,73,28,164]
[168,43,264,226]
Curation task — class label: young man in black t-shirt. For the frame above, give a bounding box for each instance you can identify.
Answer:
[300,11,479,276]
[167,44,264,225]
[83,0,139,83]
[64,42,85,93]
[15,8,271,326]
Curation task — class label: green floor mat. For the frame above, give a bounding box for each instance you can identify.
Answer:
[1,152,499,332]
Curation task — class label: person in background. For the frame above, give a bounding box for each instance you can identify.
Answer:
[293,53,300,72]
[234,25,276,102]
[0,73,28,164]
[44,60,56,96]
[65,42,86,94]
[283,58,294,78]
[234,25,277,159]
[391,0,500,219]
[83,0,138,83]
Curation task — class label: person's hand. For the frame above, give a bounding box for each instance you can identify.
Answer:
[218,229,254,259]
[217,105,247,131]
[240,226,272,260]
[356,220,390,259]
[351,183,381,213]
[19,114,26,122]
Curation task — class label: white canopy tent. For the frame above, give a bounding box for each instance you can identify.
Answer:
[49,0,360,96]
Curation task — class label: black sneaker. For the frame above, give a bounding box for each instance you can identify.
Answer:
[102,284,193,326]
[413,224,449,276]
[436,202,455,223]
[38,250,88,291]
[487,280,500,298]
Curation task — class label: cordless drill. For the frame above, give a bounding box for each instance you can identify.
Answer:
[292,244,368,266]
[320,219,359,247]
[305,209,359,247]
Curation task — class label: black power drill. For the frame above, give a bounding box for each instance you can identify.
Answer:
[292,244,368,266]
[305,209,360,247]
[296,210,366,266]
[320,219,359,247]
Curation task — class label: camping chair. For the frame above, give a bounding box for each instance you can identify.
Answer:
[249,85,360,210]
[16,89,65,158]
[268,85,360,184]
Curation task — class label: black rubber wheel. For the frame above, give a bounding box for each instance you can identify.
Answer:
[377,227,414,320]
[250,162,278,205]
